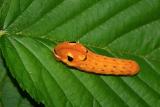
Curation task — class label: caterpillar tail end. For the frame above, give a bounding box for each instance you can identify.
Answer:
[129,61,140,76]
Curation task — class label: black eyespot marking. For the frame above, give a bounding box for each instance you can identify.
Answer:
[54,49,57,54]
[67,56,73,62]
[82,55,87,61]
[69,41,76,43]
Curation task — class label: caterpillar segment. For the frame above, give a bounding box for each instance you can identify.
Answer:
[53,42,140,76]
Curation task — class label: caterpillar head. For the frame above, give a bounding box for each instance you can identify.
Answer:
[53,42,88,66]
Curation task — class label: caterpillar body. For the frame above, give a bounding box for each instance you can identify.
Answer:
[53,42,140,76]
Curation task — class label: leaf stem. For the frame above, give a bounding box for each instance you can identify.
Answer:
[0,30,6,38]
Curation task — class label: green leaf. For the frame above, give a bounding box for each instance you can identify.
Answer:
[0,52,40,107]
[0,0,160,107]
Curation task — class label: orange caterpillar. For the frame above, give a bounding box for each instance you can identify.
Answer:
[53,42,140,75]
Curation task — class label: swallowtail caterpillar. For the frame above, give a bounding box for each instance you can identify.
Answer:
[53,42,140,75]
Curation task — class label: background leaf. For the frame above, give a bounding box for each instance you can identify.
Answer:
[0,52,42,107]
[0,0,160,107]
